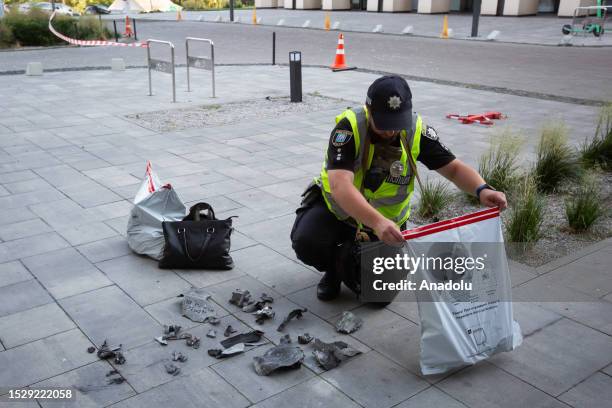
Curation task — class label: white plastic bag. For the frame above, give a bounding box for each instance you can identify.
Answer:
[403,208,522,375]
[126,162,186,260]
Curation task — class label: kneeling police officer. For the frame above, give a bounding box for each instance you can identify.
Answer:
[291,76,507,301]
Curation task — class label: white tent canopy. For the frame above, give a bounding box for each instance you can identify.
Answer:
[108,0,183,13]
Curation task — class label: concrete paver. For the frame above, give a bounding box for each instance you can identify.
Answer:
[0,65,610,407]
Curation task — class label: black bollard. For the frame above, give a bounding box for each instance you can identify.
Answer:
[133,18,137,40]
[289,51,302,103]
[113,20,118,41]
[471,0,482,37]
[272,32,276,65]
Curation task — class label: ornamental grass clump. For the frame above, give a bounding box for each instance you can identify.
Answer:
[581,103,612,171]
[533,122,581,193]
[417,179,454,219]
[479,130,523,195]
[505,175,545,244]
[565,178,604,232]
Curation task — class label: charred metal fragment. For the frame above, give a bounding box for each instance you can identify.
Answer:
[253,345,305,376]
[229,289,252,308]
[164,363,181,376]
[311,338,361,370]
[224,325,237,337]
[220,330,264,349]
[254,306,275,324]
[171,351,188,362]
[182,289,217,323]
[334,311,363,334]
[297,333,313,344]
[280,334,292,344]
[206,329,217,338]
[277,308,307,332]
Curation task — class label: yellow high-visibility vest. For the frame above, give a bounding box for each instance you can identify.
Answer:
[316,106,422,226]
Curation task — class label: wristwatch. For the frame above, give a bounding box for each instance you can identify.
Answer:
[475,183,495,200]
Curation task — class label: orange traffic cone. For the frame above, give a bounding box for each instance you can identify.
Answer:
[440,15,449,39]
[123,16,133,37]
[330,33,355,71]
[324,13,330,31]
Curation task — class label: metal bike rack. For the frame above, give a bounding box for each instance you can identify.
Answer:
[146,39,176,103]
[185,37,215,98]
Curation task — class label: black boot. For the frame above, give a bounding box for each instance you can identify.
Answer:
[317,272,341,301]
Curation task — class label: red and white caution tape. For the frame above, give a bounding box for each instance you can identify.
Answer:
[48,12,147,48]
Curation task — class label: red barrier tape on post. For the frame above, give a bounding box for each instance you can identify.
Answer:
[48,12,148,48]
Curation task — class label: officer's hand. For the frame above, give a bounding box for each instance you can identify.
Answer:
[374,218,405,246]
[480,189,507,210]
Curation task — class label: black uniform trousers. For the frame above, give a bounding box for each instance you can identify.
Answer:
[290,190,356,279]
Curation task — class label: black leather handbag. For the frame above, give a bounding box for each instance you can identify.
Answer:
[159,203,234,270]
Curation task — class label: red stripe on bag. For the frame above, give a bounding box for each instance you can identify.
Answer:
[145,161,155,193]
[402,208,500,241]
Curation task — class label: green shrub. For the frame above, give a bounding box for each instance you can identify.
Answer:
[0,23,14,48]
[1,9,110,47]
[581,103,612,171]
[505,175,545,244]
[479,130,523,194]
[417,179,454,219]
[564,178,603,232]
[533,122,581,193]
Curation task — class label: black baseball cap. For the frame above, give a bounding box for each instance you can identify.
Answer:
[366,76,413,131]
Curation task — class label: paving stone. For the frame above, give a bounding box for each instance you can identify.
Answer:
[111,367,249,408]
[511,302,562,337]
[0,188,66,211]
[0,329,96,388]
[144,295,230,330]
[0,218,53,242]
[395,387,468,408]
[60,183,123,208]
[0,303,75,349]
[438,362,568,408]
[602,363,612,376]
[114,315,258,393]
[76,236,131,263]
[22,247,112,299]
[56,222,119,246]
[0,279,53,318]
[34,360,135,408]
[322,351,428,408]
[203,275,282,314]
[211,347,315,404]
[3,177,53,194]
[558,372,612,408]
[348,306,424,377]
[287,285,361,320]
[380,290,420,324]
[175,265,246,290]
[0,232,69,264]
[546,246,612,298]
[0,170,39,184]
[0,261,32,288]
[231,245,320,295]
[0,207,38,227]
[251,377,360,408]
[96,255,192,306]
[59,285,161,348]
[490,318,612,396]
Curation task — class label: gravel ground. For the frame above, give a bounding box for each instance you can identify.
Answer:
[412,171,612,267]
[125,94,349,132]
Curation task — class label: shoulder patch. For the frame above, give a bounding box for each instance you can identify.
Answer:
[332,129,353,147]
[423,125,439,141]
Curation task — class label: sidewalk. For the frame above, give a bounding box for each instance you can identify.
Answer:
[117,9,612,47]
[0,65,611,407]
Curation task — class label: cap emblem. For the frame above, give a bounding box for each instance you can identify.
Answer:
[388,95,402,110]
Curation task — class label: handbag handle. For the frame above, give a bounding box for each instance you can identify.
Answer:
[185,202,216,221]
[177,226,214,262]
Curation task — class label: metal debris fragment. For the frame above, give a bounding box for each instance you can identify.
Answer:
[107,377,126,385]
[172,351,188,362]
[155,336,168,346]
[208,343,246,359]
[260,293,274,303]
[206,329,217,338]
[164,325,182,339]
[208,349,222,358]
[224,325,237,337]
[221,330,265,349]
[164,363,181,376]
[229,289,252,308]
[105,370,119,377]
[254,306,275,324]
[87,346,96,354]
[280,334,292,344]
[206,316,221,325]
[182,288,217,323]
[312,338,361,370]
[253,345,305,376]
[334,311,363,334]
[114,351,126,365]
[186,335,200,349]
[298,333,313,345]
[96,340,122,361]
[277,308,307,332]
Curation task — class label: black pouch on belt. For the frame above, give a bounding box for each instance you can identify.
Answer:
[299,181,322,209]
